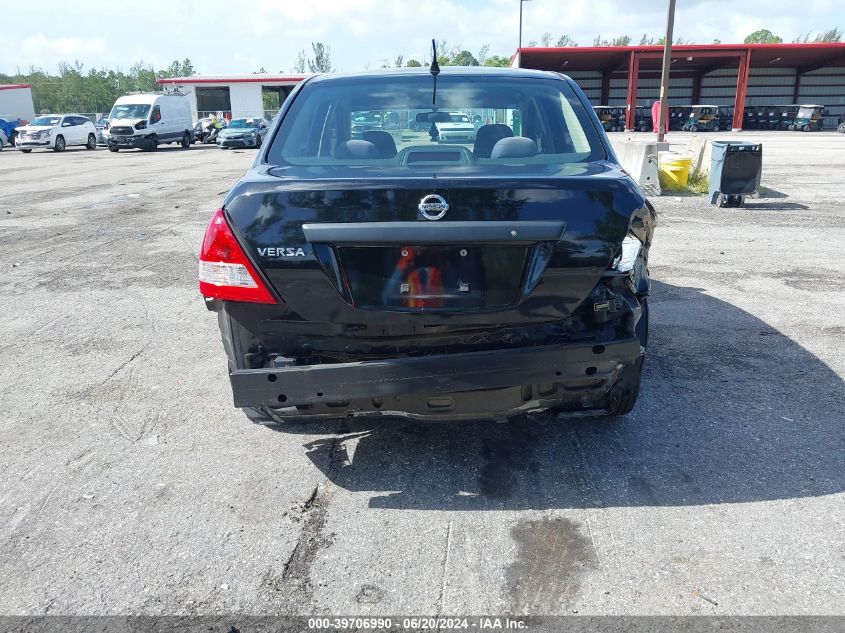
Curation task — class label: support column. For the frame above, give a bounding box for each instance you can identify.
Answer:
[601,72,610,105]
[625,52,639,131]
[733,50,751,130]
[793,72,802,104]
[692,73,702,105]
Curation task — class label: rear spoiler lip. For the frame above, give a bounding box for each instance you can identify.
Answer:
[301,221,566,245]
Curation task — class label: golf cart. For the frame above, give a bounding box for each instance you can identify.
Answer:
[790,105,825,131]
[668,106,687,131]
[635,106,652,132]
[593,106,625,132]
[774,105,799,130]
[683,105,730,132]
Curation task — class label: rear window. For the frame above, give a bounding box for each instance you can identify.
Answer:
[267,73,604,169]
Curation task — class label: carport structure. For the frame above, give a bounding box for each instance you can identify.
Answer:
[515,43,845,131]
[156,74,309,121]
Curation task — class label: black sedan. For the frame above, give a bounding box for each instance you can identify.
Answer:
[198,68,656,425]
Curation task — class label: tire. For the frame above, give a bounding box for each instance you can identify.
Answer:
[803,125,811,132]
[713,125,720,132]
[602,299,648,416]
[0,137,4,151]
[256,134,262,146]
[86,133,97,150]
[108,146,119,152]
[690,125,698,133]
[9,131,16,147]
[20,148,32,153]
[147,135,158,151]
[603,356,643,416]
[838,123,845,134]
[639,123,647,132]
[180,132,191,149]
[53,135,66,152]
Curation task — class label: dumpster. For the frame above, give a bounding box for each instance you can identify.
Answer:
[709,141,762,207]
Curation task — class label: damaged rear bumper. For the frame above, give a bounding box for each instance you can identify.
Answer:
[229,338,643,421]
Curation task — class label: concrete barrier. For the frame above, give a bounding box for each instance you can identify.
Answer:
[687,137,714,175]
[617,140,661,196]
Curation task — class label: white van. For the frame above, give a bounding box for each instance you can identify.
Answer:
[106,93,193,152]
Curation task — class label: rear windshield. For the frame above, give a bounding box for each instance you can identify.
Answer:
[267,73,605,169]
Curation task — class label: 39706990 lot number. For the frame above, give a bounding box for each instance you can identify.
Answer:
[308,618,393,629]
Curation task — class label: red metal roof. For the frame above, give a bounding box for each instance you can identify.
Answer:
[157,75,308,85]
[0,83,32,91]
[517,42,845,73]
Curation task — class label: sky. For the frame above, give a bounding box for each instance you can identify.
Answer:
[0,0,839,76]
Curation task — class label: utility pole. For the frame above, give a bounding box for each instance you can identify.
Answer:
[657,0,676,142]
[518,0,533,67]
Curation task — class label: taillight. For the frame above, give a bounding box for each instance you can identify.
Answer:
[198,209,276,304]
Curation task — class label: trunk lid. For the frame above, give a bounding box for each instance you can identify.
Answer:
[224,163,643,323]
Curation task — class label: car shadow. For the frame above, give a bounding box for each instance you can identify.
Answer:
[264,280,844,510]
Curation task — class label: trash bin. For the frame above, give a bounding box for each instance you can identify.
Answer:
[658,153,692,191]
[709,141,762,207]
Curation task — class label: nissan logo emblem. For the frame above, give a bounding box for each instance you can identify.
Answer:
[418,194,449,221]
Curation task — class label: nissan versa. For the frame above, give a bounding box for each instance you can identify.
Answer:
[198,67,656,425]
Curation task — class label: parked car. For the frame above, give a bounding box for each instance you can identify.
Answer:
[0,115,25,149]
[351,111,383,135]
[198,68,656,426]
[95,115,109,145]
[15,114,97,152]
[435,111,477,142]
[106,93,194,152]
[215,117,269,149]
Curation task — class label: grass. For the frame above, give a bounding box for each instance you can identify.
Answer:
[686,170,710,194]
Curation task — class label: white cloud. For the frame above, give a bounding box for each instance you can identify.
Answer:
[0,0,839,76]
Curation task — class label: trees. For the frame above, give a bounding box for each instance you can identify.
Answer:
[307,42,333,73]
[406,59,422,67]
[793,28,842,43]
[451,50,480,66]
[293,50,307,73]
[0,57,199,115]
[593,35,632,46]
[556,34,577,47]
[483,55,512,67]
[744,29,783,44]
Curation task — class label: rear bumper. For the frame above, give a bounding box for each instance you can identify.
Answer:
[229,337,643,421]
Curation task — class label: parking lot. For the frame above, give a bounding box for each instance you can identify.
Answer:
[0,132,843,616]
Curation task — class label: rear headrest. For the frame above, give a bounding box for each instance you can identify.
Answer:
[473,124,513,158]
[490,136,539,159]
[362,131,397,158]
[335,140,380,159]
